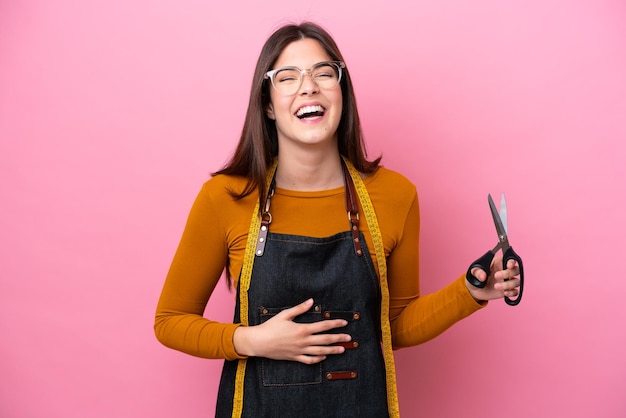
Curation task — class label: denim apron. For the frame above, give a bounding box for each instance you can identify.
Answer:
[216,159,399,418]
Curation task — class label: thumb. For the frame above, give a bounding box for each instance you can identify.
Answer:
[470,267,488,283]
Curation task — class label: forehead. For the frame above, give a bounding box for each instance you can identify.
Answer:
[273,38,332,69]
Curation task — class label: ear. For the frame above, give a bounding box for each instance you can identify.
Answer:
[266,103,276,120]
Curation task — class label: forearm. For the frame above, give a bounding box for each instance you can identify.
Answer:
[390,275,486,348]
[154,310,243,360]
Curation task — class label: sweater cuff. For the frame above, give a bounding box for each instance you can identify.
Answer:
[223,324,247,361]
[454,273,488,311]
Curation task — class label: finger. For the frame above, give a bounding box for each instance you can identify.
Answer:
[470,267,488,283]
[278,298,314,320]
[495,277,520,291]
[294,354,327,365]
[305,319,349,334]
[495,266,520,281]
[506,258,518,270]
[305,331,352,347]
[297,342,348,361]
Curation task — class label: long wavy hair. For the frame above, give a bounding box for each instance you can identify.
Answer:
[213,22,381,208]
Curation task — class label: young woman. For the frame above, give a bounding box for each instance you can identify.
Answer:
[154,22,521,418]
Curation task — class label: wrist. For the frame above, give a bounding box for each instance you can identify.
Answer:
[233,325,254,357]
[464,279,487,305]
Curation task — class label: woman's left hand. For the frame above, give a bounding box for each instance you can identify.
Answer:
[465,256,521,301]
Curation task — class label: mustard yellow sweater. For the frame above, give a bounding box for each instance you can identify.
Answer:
[155,166,485,360]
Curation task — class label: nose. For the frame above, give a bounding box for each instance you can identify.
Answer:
[299,70,319,94]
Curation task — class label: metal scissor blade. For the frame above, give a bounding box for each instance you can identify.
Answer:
[488,194,509,242]
[500,194,508,235]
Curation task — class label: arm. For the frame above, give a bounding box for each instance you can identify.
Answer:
[154,184,242,360]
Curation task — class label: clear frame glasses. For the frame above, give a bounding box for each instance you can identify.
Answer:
[264,61,345,96]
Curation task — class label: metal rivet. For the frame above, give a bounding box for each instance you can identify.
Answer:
[353,341,359,348]
[324,312,330,319]
[261,226,267,231]
[354,237,360,243]
[314,305,321,312]
[256,250,263,255]
[259,237,264,242]
[353,313,360,320]
[326,373,332,380]
[356,250,362,256]
[350,372,357,378]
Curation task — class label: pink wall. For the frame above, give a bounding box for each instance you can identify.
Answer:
[1,1,625,417]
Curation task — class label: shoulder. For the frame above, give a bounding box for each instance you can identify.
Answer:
[364,166,417,204]
[198,174,255,202]
[201,173,250,194]
[194,174,258,215]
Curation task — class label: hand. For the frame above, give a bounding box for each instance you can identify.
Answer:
[466,256,521,302]
[232,298,352,364]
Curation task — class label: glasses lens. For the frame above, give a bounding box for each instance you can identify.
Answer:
[272,68,302,95]
[311,63,341,89]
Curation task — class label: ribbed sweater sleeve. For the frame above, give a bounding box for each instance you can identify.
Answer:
[154,182,246,360]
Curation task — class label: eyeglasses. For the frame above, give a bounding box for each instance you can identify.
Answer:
[264,61,345,96]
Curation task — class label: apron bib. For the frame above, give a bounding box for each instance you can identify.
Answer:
[215,159,399,418]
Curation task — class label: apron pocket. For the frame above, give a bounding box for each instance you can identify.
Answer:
[261,359,322,386]
[259,305,324,386]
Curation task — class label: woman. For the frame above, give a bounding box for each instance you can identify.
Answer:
[154,22,521,418]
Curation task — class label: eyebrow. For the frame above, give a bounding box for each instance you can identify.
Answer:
[272,61,334,70]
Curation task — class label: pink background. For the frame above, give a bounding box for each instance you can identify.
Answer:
[2,1,625,417]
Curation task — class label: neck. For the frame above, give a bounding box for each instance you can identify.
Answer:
[275,150,343,191]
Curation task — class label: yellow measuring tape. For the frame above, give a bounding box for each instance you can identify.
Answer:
[231,159,399,417]
[231,161,277,417]
[344,159,399,418]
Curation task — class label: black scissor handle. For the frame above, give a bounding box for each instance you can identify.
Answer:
[466,250,495,289]
[503,246,524,306]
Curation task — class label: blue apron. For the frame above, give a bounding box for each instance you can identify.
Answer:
[215,161,395,417]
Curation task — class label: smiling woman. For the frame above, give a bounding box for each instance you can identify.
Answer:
[264,38,346,184]
[153,21,521,418]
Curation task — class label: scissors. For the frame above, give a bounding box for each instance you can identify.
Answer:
[466,194,524,306]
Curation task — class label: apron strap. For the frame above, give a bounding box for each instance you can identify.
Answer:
[343,158,400,418]
[343,160,364,257]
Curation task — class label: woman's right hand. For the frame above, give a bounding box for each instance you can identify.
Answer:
[232,298,351,364]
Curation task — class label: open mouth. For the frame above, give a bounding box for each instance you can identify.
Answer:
[295,105,325,119]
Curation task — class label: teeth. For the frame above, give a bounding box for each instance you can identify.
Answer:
[296,105,324,117]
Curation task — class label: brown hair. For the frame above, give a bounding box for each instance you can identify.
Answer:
[213,21,381,207]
